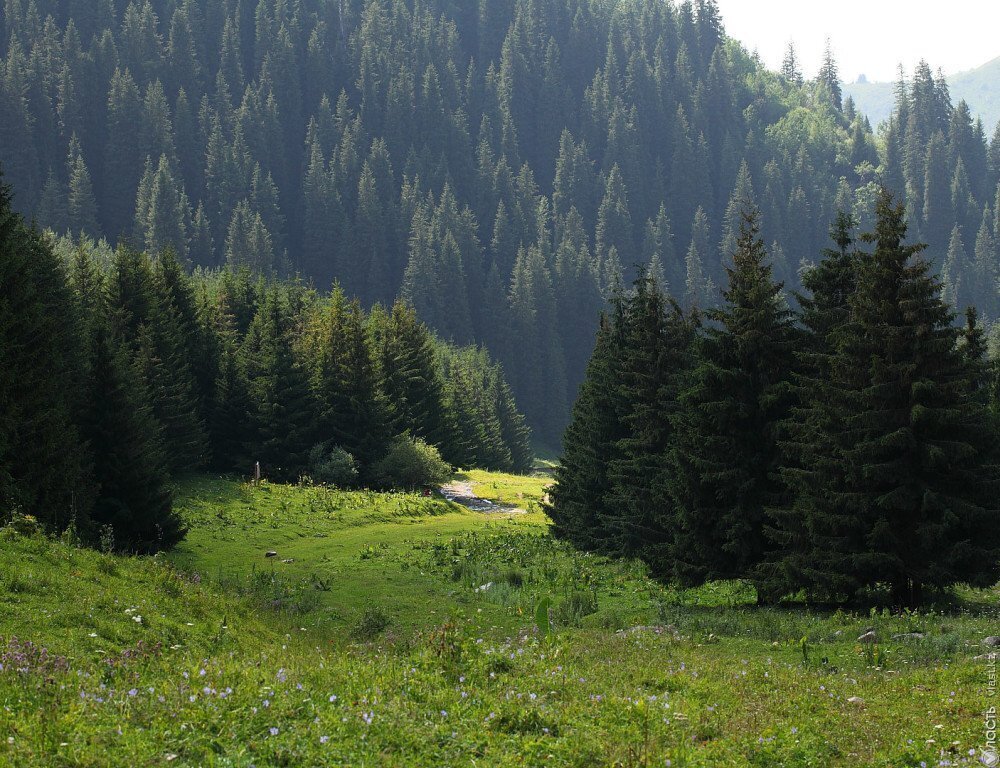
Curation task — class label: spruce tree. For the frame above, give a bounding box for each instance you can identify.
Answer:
[0,176,91,532]
[548,306,625,552]
[370,301,458,460]
[760,213,861,602]
[606,273,695,566]
[83,320,184,554]
[833,189,1000,604]
[666,208,797,591]
[241,289,318,481]
[302,287,390,474]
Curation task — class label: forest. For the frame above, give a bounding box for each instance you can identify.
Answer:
[3,0,999,444]
[1,176,532,553]
[550,190,1000,606]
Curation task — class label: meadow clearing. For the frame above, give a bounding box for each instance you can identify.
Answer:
[0,469,997,767]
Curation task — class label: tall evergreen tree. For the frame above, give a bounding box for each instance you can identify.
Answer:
[0,175,90,532]
[666,208,796,592]
[82,319,184,554]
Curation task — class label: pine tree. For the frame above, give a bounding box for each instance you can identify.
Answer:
[666,208,797,592]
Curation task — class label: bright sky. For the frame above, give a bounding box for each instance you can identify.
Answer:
[714,0,1000,83]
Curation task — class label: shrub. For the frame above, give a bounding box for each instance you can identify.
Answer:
[308,444,359,488]
[353,606,392,640]
[372,436,452,490]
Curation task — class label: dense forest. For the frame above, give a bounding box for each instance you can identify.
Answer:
[0,175,532,553]
[4,0,999,441]
[550,190,1000,606]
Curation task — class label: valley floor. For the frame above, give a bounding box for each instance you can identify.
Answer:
[0,471,996,766]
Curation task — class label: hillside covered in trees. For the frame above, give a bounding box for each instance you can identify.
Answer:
[0,176,532,553]
[3,0,1000,441]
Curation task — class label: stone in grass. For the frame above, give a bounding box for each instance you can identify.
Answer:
[857,631,878,644]
[983,637,1000,647]
[265,551,278,558]
[847,696,865,706]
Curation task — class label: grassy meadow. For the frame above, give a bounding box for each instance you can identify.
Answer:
[0,471,997,766]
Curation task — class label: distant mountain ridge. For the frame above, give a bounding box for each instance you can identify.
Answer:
[845,56,1000,131]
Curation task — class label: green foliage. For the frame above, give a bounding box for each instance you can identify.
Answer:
[0,173,91,533]
[308,443,359,489]
[5,0,961,443]
[558,191,1000,606]
[372,436,452,491]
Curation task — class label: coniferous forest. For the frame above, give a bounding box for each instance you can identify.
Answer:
[4,0,1000,446]
[6,1,1000,764]
[550,189,1000,606]
[1,175,532,553]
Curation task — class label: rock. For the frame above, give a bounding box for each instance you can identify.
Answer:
[984,636,1000,647]
[281,558,294,564]
[847,696,865,706]
[857,631,878,644]
[265,551,278,558]
[891,633,925,641]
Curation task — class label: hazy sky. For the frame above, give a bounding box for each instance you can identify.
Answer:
[714,0,1000,83]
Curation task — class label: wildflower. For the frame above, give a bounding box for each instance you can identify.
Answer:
[329,694,338,703]
[128,689,138,697]
[320,736,329,745]
[132,615,143,624]
[276,669,287,683]
[269,727,279,737]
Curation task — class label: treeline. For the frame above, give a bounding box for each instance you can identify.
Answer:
[0,176,531,554]
[0,0,911,442]
[880,62,1000,317]
[550,189,1000,607]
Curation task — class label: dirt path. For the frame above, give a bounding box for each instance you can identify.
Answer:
[440,481,526,515]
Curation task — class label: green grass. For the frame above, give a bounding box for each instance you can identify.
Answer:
[1,474,997,766]
[458,469,552,510]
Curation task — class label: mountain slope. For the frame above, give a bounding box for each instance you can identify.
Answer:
[845,56,1000,131]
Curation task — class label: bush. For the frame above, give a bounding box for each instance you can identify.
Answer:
[372,436,452,490]
[353,606,392,640]
[308,443,359,488]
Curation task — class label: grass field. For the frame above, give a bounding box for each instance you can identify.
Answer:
[1,472,997,766]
